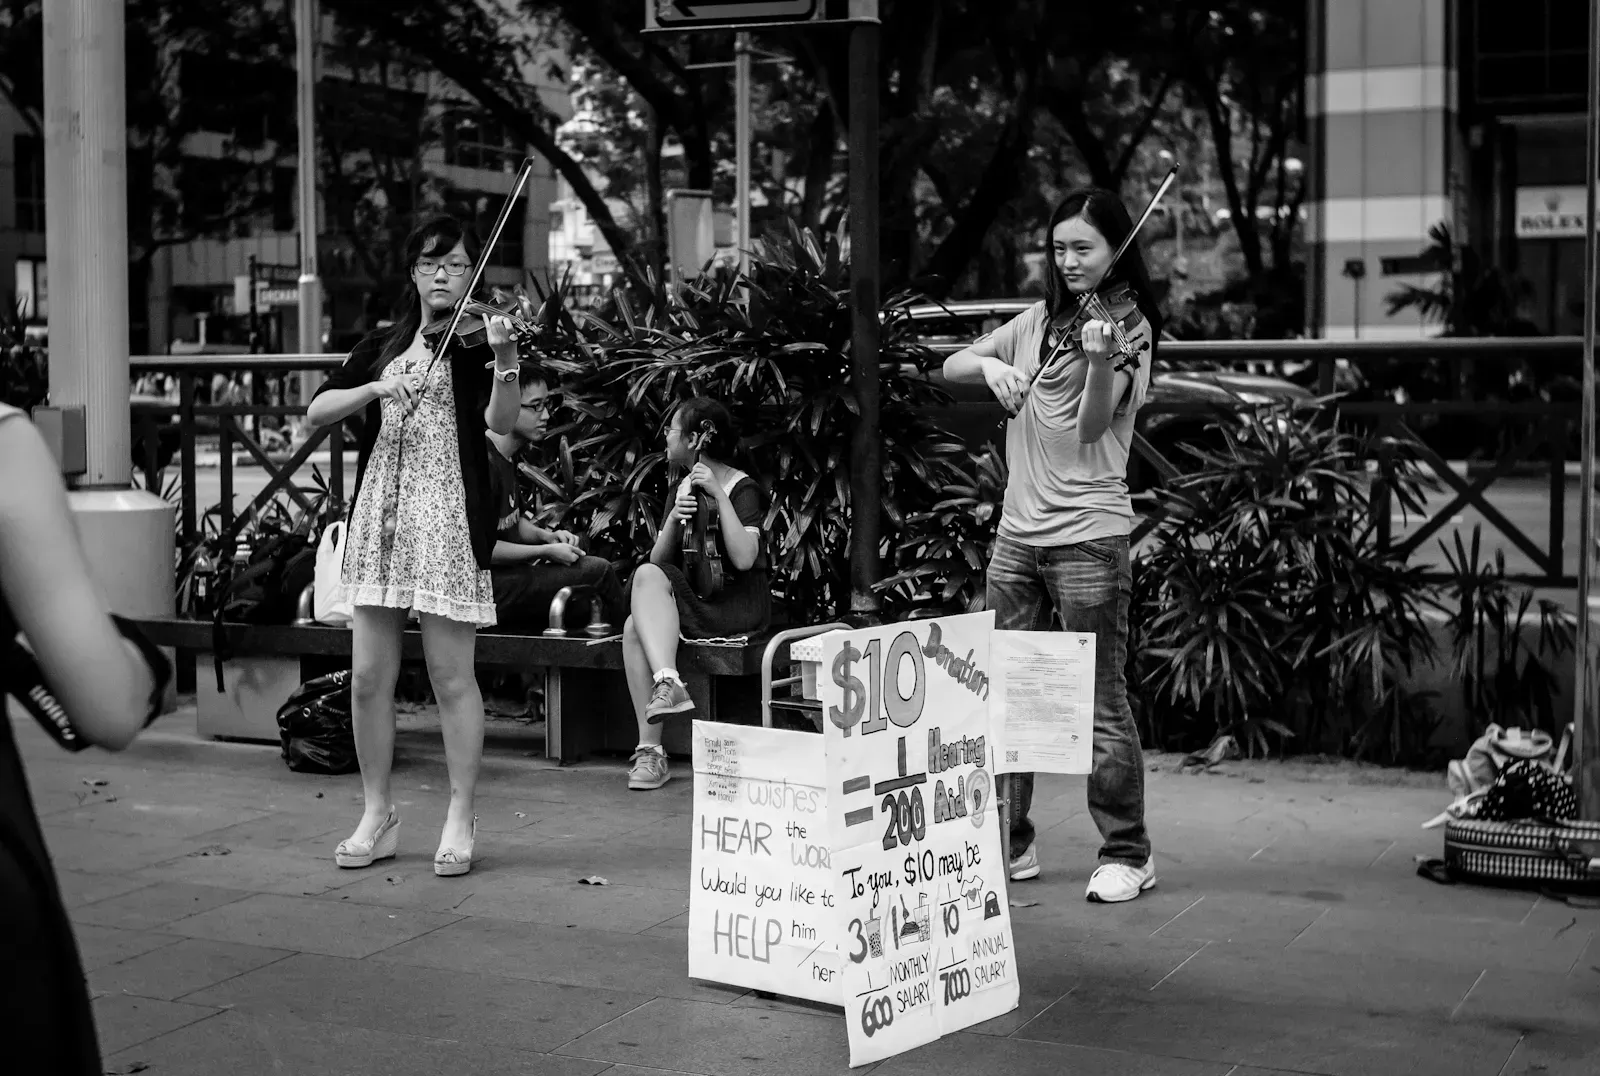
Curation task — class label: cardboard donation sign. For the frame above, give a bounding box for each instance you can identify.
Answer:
[689,721,838,1004]
[819,612,1019,1066]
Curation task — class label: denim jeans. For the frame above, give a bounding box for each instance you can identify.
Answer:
[985,532,1150,867]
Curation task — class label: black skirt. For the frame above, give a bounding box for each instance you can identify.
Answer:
[632,563,772,639]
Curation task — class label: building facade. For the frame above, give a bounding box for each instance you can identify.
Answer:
[1306,0,1589,339]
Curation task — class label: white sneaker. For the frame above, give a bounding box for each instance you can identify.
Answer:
[1085,858,1156,903]
[1009,843,1040,881]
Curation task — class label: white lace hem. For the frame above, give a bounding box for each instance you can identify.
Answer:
[333,582,497,627]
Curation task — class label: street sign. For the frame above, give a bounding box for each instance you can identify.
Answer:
[650,2,814,28]
[646,0,875,31]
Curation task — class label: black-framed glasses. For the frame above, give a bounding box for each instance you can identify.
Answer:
[414,259,473,277]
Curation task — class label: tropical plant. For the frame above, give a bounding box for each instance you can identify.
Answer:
[1436,525,1576,737]
[877,444,1008,617]
[1130,399,1438,757]
[1384,222,1537,338]
[507,222,967,624]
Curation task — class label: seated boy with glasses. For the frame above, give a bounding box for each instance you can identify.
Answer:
[486,366,624,631]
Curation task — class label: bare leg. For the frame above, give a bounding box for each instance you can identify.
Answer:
[347,605,407,841]
[623,615,658,748]
[629,563,682,674]
[418,612,483,852]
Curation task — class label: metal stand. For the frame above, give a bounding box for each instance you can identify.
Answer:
[996,771,1014,906]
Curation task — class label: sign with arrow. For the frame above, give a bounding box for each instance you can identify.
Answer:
[647,0,820,30]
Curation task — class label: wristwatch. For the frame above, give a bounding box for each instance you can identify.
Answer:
[495,367,517,383]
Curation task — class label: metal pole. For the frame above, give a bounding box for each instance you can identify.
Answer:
[43,0,130,488]
[846,19,882,624]
[295,0,322,385]
[735,31,753,277]
[1574,0,1600,820]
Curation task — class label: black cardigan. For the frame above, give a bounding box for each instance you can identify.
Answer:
[315,328,499,570]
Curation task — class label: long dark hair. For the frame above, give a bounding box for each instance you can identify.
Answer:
[1042,188,1163,353]
[377,215,484,366]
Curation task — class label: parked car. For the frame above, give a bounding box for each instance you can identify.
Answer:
[898,299,1314,491]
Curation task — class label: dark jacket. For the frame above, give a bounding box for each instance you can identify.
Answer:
[314,328,499,570]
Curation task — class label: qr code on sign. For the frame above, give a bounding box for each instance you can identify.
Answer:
[1006,750,1018,762]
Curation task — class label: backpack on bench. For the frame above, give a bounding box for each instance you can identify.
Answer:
[210,530,317,692]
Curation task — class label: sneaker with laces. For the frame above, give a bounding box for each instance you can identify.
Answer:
[1085,858,1156,903]
[628,746,671,790]
[645,677,694,722]
[1009,843,1040,881]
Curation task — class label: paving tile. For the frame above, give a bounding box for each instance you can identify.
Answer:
[1145,892,1331,946]
[165,892,460,959]
[1454,964,1600,1034]
[1156,941,1483,1018]
[450,876,690,933]
[130,844,366,897]
[1290,905,1592,974]
[34,822,191,874]
[371,915,729,1003]
[965,932,1205,1037]
[642,910,690,940]
[90,993,219,1054]
[72,882,252,931]
[191,810,352,851]
[71,924,182,971]
[53,868,151,909]
[875,1030,1231,1076]
[1499,1030,1600,1076]
[91,938,292,1001]
[1015,989,1521,1076]
[315,868,491,914]
[101,1009,609,1076]
[51,798,273,839]
[185,952,652,1054]
[555,996,852,1076]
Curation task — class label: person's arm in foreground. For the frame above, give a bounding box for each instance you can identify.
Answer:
[0,418,159,750]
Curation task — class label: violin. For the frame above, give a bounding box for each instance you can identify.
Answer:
[678,422,726,601]
[1036,283,1149,384]
[421,295,532,354]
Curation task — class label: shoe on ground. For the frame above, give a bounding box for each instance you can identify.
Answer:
[629,745,671,790]
[1009,843,1040,881]
[645,678,694,722]
[1086,858,1156,903]
[334,808,400,869]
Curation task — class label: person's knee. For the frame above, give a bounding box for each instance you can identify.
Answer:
[429,664,479,708]
[576,555,612,587]
[350,660,395,704]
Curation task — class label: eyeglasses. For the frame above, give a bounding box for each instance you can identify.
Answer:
[414,259,474,277]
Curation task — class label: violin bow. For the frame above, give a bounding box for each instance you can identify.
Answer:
[408,155,539,411]
[1026,163,1181,391]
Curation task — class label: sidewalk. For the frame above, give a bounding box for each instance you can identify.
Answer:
[12,705,1598,1076]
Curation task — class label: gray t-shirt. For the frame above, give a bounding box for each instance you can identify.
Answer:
[983,301,1154,547]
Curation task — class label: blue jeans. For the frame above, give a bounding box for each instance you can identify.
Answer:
[985,532,1150,867]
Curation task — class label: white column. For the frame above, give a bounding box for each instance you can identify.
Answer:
[43,0,131,489]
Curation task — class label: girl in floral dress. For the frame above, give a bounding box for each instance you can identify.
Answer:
[306,216,522,877]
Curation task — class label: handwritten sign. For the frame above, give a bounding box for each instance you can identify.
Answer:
[689,721,839,1005]
[820,612,1019,1066]
[990,629,1094,775]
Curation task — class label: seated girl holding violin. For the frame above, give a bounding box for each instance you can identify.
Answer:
[623,397,771,791]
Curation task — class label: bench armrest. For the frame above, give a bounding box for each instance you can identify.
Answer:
[545,585,615,639]
[762,621,848,730]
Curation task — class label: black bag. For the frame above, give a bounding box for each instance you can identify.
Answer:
[211,532,317,691]
[275,670,359,775]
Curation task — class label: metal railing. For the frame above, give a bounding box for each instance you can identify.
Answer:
[130,336,1588,584]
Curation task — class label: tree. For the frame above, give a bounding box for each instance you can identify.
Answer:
[1168,1,1307,307]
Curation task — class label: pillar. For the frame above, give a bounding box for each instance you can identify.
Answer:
[1306,0,1457,339]
[43,0,175,642]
